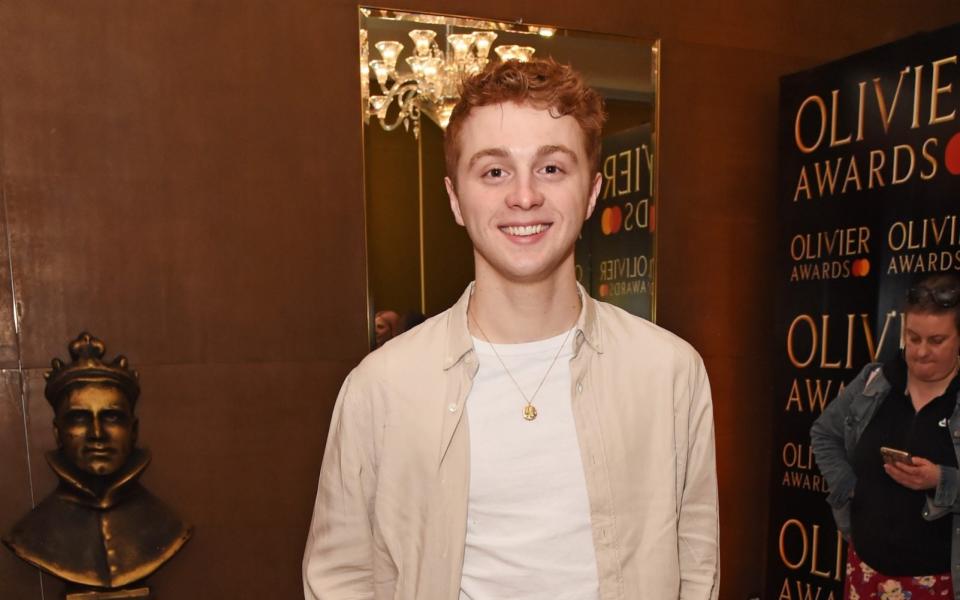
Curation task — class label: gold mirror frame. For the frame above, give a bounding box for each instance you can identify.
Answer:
[359,7,660,348]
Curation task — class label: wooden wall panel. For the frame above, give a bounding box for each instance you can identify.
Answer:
[0,2,367,599]
[0,370,42,600]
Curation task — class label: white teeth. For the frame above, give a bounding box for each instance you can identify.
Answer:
[502,224,548,236]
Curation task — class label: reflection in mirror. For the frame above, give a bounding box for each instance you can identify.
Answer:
[360,8,658,349]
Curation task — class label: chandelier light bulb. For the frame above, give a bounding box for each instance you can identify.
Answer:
[515,46,536,62]
[406,56,427,79]
[494,45,520,62]
[423,57,443,97]
[375,40,404,71]
[473,31,497,59]
[369,60,390,89]
[446,34,476,62]
[408,29,436,57]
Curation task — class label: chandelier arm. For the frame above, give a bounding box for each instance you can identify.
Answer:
[371,82,421,127]
[377,76,419,97]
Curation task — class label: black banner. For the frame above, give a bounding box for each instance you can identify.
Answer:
[766,23,960,599]
[577,125,656,319]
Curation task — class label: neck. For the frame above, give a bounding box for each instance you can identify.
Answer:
[469,268,581,344]
[908,364,958,409]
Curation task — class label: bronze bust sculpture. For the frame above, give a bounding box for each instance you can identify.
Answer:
[3,333,191,598]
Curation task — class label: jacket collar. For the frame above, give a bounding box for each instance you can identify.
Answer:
[442,284,475,371]
[47,448,151,509]
[863,363,891,397]
[441,281,602,372]
[575,283,603,355]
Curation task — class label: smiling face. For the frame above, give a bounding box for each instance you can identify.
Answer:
[903,310,960,384]
[54,384,138,477]
[445,102,601,287]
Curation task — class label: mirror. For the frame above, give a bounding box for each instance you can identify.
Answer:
[359,8,659,348]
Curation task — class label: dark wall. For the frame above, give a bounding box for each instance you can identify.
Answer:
[365,121,422,317]
[1,2,958,599]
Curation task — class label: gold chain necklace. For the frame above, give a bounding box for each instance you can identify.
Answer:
[470,312,576,422]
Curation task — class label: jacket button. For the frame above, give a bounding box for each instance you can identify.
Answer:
[577,382,583,393]
[448,404,458,412]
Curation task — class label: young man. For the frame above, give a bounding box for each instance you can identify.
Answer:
[303,59,719,599]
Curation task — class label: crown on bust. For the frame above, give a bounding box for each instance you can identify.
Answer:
[44,332,141,407]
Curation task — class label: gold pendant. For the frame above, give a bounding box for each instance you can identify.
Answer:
[523,404,538,421]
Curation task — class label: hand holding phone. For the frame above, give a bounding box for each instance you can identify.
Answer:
[880,446,913,465]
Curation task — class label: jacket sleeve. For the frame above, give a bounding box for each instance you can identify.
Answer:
[923,466,960,521]
[810,368,871,508]
[678,354,720,600]
[303,372,378,599]
[809,364,874,535]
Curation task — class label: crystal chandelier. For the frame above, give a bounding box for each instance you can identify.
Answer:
[360,27,536,138]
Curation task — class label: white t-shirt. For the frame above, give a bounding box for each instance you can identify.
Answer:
[459,330,600,600]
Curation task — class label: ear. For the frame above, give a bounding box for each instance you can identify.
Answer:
[132,417,139,445]
[53,419,62,448]
[445,177,465,227]
[585,172,602,220]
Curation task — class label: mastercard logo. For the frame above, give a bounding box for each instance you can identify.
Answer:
[947,132,960,176]
[601,206,622,235]
[851,258,870,277]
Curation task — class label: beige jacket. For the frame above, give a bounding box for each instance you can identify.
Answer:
[303,286,719,599]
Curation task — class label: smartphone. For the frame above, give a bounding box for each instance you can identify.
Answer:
[880,446,913,465]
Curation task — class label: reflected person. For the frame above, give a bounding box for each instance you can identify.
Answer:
[374,310,401,348]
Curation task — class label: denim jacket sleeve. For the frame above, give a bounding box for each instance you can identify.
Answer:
[810,364,878,535]
[924,466,960,520]
[923,394,960,521]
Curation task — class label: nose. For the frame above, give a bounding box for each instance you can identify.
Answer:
[88,415,105,440]
[506,173,544,210]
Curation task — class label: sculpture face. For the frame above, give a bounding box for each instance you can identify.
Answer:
[54,385,138,476]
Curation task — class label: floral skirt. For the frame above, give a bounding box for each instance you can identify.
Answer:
[845,544,952,599]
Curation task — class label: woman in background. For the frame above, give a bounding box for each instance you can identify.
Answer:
[812,273,960,599]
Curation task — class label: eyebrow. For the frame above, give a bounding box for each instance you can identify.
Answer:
[466,147,510,169]
[466,144,580,169]
[537,144,580,163]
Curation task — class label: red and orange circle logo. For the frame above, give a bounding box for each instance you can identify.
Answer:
[601,206,622,235]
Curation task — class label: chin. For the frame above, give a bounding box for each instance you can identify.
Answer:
[911,368,950,382]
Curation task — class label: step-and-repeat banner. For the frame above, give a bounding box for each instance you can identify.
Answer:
[577,125,656,320]
[765,23,960,599]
